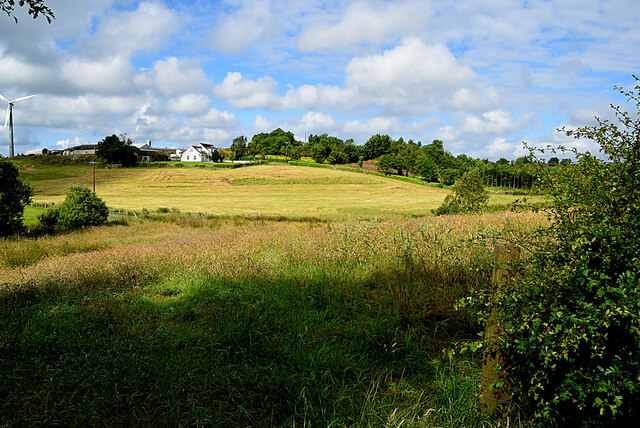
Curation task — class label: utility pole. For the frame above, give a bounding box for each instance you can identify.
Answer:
[88,161,98,192]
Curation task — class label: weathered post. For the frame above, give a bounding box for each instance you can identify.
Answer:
[480,244,520,414]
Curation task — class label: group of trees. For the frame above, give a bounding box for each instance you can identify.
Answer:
[96,134,139,167]
[231,129,549,189]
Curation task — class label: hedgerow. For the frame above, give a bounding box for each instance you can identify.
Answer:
[469,78,640,425]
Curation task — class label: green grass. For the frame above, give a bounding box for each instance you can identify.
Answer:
[0,275,487,426]
[13,158,543,221]
[22,205,47,225]
[0,213,543,425]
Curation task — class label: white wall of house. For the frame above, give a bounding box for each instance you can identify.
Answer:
[181,146,209,162]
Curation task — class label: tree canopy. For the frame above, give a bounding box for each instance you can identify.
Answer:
[96,134,139,167]
[0,157,33,236]
[1,0,54,23]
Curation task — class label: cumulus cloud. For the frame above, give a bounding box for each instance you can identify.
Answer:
[213,72,277,108]
[189,108,238,128]
[61,56,134,95]
[475,137,521,159]
[209,0,272,54]
[135,57,210,96]
[166,93,211,116]
[344,38,477,113]
[461,110,527,136]
[344,117,402,136]
[297,1,430,51]
[253,114,271,133]
[87,2,181,57]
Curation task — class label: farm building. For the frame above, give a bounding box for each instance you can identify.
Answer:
[63,144,97,156]
[181,143,222,162]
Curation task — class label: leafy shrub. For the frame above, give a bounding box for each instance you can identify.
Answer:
[35,207,60,234]
[0,157,33,237]
[471,79,640,425]
[36,186,109,232]
[435,168,488,215]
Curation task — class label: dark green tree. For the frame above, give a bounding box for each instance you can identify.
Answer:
[248,128,296,156]
[0,157,32,236]
[414,153,439,181]
[435,167,488,215]
[363,134,392,159]
[230,136,247,160]
[96,134,139,167]
[1,0,54,23]
[376,154,395,173]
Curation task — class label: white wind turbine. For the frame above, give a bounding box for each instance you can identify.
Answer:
[1,94,35,157]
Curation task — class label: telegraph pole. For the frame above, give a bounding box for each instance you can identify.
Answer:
[88,161,98,192]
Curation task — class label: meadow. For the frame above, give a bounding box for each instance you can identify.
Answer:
[14,159,537,220]
[1,160,545,425]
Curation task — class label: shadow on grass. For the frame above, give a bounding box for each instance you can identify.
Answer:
[0,275,489,426]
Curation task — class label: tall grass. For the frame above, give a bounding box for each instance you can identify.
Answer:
[0,212,544,425]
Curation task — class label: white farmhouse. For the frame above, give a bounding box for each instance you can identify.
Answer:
[180,143,220,162]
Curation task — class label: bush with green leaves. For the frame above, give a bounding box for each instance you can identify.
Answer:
[470,79,640,425]
[0,157,33,237]
[37,185,108,232]
[435,168,488,215]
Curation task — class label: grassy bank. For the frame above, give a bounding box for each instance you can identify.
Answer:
[0,212,544,425]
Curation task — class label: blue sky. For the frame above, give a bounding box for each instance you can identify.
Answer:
[0,0,638,159]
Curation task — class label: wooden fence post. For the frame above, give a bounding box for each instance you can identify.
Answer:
[480,244,520,414]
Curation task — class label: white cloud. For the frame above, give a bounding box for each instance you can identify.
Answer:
[297,1,430,51]
[213,72,277,108]
[209,0,272,54]
[461,110,525,135]
[280,84,353,110]
[0,55,56,91]
[344,117,402,136]
[166,93,211,116]
[253,114,271,133]
[344,38,478,113]
[88,2,181,57]
[61,56,134,94]
[475,137,520,159]
[135,57,209,96]
[190,108,238,128]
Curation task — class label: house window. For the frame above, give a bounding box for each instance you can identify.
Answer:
[186,156,189,160]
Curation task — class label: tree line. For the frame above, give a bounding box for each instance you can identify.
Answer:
[228,128,571,189]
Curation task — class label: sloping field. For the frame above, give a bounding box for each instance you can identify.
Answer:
[16,161,528,220]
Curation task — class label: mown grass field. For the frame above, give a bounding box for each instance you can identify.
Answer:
[1,159,545,425]
[14,159,536,220]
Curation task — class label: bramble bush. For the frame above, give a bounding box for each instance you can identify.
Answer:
[37,185,108,233]
[470,78,640,425]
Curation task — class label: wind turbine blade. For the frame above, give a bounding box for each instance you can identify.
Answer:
[0,94,8,103]
[4,106,9,127]
[12,95,35,103]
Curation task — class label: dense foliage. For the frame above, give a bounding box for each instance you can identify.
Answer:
[473,80,640,425]
[96,134,139,167]
[435,168,488,215]
[0,157,32,236]
[229,135,248,160]
[37,185,108,232]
